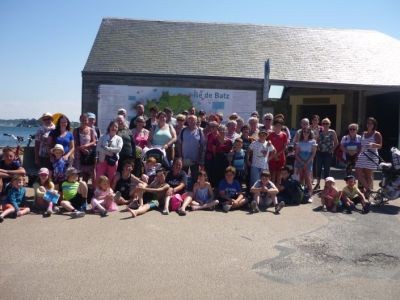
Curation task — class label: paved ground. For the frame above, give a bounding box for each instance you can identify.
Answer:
[1,180,400,299]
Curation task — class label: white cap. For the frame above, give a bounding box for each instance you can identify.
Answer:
[325,177,335,183]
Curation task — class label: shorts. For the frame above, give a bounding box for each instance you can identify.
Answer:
[258,195,274,208]
[148,200,159,209]
[65,194,86,211]
[269,158,286,172]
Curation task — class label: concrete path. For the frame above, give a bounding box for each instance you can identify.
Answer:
[1,180,400,299]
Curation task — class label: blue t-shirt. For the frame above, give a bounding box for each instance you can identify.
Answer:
[218,179,241,198]
[3,186,26,211]
[231,149,246,171]
[50,131,74,154]
[52,158,68,184]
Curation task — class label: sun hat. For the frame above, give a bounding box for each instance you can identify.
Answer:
[51,144,65,154]
[39,112,53,121]
[38,168,50,175]
[65,167,80,178]
[325,177,335,183]
[87,112,96,119]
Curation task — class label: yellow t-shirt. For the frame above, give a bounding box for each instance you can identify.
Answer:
[342,185,361,199]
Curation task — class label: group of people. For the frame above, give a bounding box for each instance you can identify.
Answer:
[0,104,383,222]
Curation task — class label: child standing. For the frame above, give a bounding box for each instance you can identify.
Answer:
[51,144,68,189]
[319,177,339,212]
[182,170,219,211]
[33,168,59,217]
[250,171,283,214]
[228,138,247,185]
[59,167,88,218]
[0,175,30,223]
[341,175,371,214]
[247,130,276,187]
[91,176,119,217]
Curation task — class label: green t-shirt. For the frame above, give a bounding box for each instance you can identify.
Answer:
[62,181,79,201]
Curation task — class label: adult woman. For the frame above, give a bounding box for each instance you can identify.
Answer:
[96,121,123,185]
[73,113,97,182]
[116,115,136,172]
[260,113,274,133]
[314,118,338,190]
[340,123,362,176]
[212,125,233,188]
[355,117,382,194]
[147,111,177,164]
[267,118,288,185]
[145,106,159,130]
[294,128,317,195]
[131,116,149,149]
[49,114,75,163]
[204,121,219,186]
[310,115,322,179]
[173,114,186,157]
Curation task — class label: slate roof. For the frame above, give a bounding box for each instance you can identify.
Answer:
[84,18,400,88]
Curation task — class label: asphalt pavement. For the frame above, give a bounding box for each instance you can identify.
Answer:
[1,179,400,299]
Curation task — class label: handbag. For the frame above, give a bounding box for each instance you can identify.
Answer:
[80,149,96,165]
[105,154,118,166]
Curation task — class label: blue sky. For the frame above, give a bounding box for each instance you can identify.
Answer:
[1,0,399,121]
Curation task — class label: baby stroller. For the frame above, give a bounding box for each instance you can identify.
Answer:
[364,147,400,206]
[142,147,171,170]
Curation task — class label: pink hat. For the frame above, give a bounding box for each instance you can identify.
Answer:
[38,168,50,175]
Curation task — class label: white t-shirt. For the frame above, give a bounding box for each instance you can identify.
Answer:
[249,140,275,169]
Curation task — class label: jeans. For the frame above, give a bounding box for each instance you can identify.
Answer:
[250,166,263,187]
[316,151,332,179]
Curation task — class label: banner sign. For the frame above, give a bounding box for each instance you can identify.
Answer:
[98,85,256,132]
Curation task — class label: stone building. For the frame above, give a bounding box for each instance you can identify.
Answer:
[82,18,400,158]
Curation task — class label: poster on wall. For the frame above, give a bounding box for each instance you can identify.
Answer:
[98,85,257,132]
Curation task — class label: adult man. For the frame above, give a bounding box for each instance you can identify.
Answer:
[164,107,177,127]
[34,112,55,169]
[179,114,205,188]
[129,103,146,129]
[87,112,100,139]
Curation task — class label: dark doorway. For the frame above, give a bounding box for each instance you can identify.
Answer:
[297,105,336,129]
[366,92,400,161]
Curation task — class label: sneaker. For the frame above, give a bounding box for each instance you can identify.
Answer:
[275,201,285,213]
[0,216,4,223]
[43,210,52,218]
[114,191,121,203]
[71,211,85,219]
[250,200,260,213]
[162,209,169,215]
[222,204,232,213]
[362,202,371,214]
[178,209,187,216]
[100,210,108,217]
[345,207,352,214]
[307,197,313,203]
[53,206,60,214]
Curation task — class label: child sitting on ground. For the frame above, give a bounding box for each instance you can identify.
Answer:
[319,177,339,212]
[250,170,283,214]
[51,144,68,189]
[341,175,371,214]
[59,167,88,218]
[91,175,119,217]
[181,170,219,212]
[277,166,303,206]
[33,168,59,217]
[141,156,161,184]
[0,175,30,223]
[128,168,170,218]
[218,166,247,213]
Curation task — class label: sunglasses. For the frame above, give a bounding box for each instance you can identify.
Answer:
[349,128,357,131]
[264,118,272,121]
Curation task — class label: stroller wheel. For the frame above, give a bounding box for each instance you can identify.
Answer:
[368,191,385,206]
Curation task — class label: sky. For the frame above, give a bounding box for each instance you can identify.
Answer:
[1,0,399,122]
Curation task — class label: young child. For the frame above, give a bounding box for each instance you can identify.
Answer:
[51,144,68,189]
[277,166,303,206]
[181,170,219,211]
[247,130,276,187]
[228,138,247,185]
[319,177,339,212]
[91,176,119,217]
[112,160,146,207]
[33,168,59,217]
[285,144,296,170]
[128,168,170,218]
[218,166,247,213]
[0,147,26,197]
[250,170,283,214]
[0,175,30,223]
[59,167,88,218]
[341,175,371,214]
[141,156,161,184]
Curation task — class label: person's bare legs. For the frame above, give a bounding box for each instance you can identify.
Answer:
[356,168,368,192]
[128,204,151,218]
[179,195,193,212]
[231,195,247,209]
[163,196,171,214]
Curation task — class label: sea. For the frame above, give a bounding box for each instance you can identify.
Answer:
[0,126,38,148]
